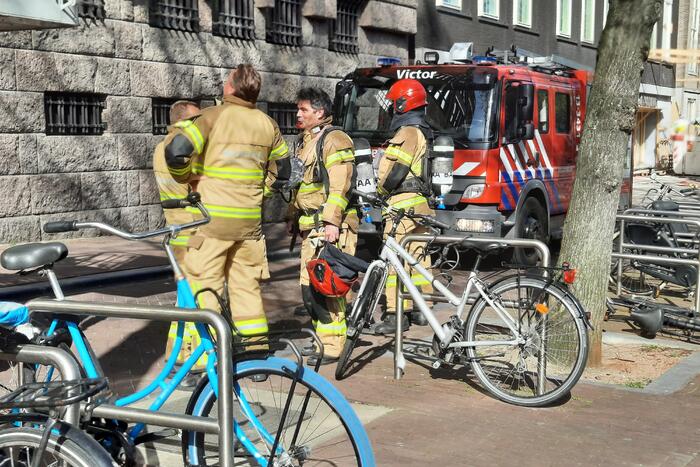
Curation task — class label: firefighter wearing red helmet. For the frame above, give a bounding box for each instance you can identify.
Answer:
[374,79,435,335]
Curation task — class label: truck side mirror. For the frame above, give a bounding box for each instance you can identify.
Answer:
[518,122,535,140]
[517,83,534,124]
[333,81,354,127]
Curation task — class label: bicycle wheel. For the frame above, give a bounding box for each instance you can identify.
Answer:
[336,265,386,380]
[464,276,588,407]
[610,259,656,296]
[0,423,113,467]
[182,357,375,466]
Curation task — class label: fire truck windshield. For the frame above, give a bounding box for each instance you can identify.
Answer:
[338,70,499,146]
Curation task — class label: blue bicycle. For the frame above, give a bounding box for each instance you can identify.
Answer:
[1,192,375,466]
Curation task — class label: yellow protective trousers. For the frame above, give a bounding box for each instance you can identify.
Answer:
[185,235,270,342]
[300,224,357,357]
[384,217,434,314]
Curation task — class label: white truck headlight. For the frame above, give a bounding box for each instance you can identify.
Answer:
[463,184,485,199]
[454,219,495,233]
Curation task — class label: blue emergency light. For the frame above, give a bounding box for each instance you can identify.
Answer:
[377,57,401,66]
[472,56,497,65]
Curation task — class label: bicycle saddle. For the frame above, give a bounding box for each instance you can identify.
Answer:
[1,242,68,271]
[460,239,508,256]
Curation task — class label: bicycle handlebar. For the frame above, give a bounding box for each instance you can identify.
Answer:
[352,189,450,231]
[42,192,210,240]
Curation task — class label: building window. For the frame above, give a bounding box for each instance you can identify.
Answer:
[436,0,461,11]
[149,0,199,32]
[650,21,658,48]
[556,0,572,37]
[45,93,105,136]
[268,103,298,135]
[662,0,673,50]
[689,0,700,75]
[213,0,255,40]
[603,0,609,27]
[555,92,571,134]
[76,0,105,20]
[266,0,302,46]
[152,98,176,136]
[330,0,361,54]
[581,0,595,43]
[688,98,697,123]
[537,89,549,133]
[478,0,499,19]
[513,0,531,27]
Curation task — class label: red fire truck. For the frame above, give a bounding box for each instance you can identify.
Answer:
[333,47,597,263]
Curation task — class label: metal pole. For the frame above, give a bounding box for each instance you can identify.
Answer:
[395,251,405,380]
[0,345,81,425]
[90,404,219,433]
[26,299,236,467]
[617,219,624,296]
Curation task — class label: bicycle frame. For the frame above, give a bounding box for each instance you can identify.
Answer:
[378,236,526,349]
[36,238,289,466]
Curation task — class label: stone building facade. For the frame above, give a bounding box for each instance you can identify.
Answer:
[0,0,416,244]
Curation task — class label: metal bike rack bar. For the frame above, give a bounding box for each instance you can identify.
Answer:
[0,344,82,425]
[614,214,700,318]
[393,234,550,389]
[90,404,219,433]
[26,299,236,467]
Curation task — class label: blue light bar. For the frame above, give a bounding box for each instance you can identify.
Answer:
[377,57,401,66]
[472,56,497,65]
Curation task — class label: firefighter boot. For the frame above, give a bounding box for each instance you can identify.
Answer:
[296,285,314,317]
[373,313,410,335]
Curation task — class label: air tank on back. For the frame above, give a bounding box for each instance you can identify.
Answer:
[430,136,455,210]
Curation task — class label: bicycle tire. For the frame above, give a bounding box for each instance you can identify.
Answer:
[336,265,386,380]
[0,423,113,467]
[464,276,588,407]
[182,357,375,467]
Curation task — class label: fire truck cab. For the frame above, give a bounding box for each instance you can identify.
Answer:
[334,45,592,263]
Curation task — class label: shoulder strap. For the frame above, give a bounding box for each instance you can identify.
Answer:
[315,126,343,195]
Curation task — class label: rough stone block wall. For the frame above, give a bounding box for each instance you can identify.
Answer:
[0,0,413,244]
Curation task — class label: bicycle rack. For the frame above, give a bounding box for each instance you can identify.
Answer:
[24,299,236,467]
[0,344,82,425]
[614,213,700,319]
[393,235,551,395]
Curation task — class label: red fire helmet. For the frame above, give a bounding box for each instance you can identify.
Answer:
[386,79,427,114]
[306,258,353,297]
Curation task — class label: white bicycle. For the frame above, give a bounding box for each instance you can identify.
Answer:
[336,191,591,407]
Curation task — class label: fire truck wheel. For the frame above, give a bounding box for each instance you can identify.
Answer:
[513,197,548,266]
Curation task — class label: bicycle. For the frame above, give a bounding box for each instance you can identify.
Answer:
[0,322,113,467]
[1,192,375,466]
[335,191,591,407]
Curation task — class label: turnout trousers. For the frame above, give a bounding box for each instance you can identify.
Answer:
[300,221,357,358]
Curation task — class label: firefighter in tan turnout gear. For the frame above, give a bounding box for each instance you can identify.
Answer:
[374,79,434,335]
[164,64,290,344]
[152,100,202,367]
[290,87,357,366]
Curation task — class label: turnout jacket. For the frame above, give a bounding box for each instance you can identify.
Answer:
[153,125,197,246]
[292,118,357,232]
[377,125,432,216]
[165,95,289,241]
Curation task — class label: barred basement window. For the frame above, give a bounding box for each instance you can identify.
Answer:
[266,0,302,46]
[76,0,106,20]
[213,0,255,40]
[152,98,176,135]
[45,93,105,136]
[330,0,361,54]
[150,0,199,32]
[268,103,298,135]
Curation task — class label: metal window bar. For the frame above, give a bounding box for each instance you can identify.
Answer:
[150,0,199,32]
[330,0,361,54]
[76,0,105,20]
[268,103,298,135]
[266,0,302,46]
[213,0,256,40]
[45,93,105,136]
[152,98,175,136]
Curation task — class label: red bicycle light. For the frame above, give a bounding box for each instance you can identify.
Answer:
[563,268,577,284]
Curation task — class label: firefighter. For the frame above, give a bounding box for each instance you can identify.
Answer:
[153,100,202,367]
[374,79,434,335]
[164,64,290,346]
[290,87,357,366]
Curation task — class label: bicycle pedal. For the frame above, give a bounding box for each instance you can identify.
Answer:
[432,360,441,369]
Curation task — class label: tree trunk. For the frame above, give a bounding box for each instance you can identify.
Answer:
[558,0,661,366]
